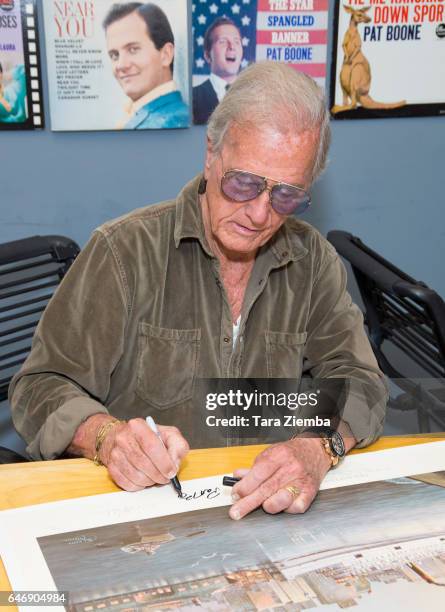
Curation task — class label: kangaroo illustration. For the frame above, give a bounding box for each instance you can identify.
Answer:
[331,5,405,114]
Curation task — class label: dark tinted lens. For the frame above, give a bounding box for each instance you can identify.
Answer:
[221,170,265,202]
[271,184,311,215]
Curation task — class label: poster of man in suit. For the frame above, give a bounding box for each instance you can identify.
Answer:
[192,0,329,125]
[192,1,255,125]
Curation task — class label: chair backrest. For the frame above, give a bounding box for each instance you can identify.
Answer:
[327,230,445,381]
[0,235,80,401]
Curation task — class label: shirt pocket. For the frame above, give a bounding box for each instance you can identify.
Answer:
[136,322,201,410]
[265,330,307,378]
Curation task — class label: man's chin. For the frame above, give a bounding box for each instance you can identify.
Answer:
[219,234,267,258]
[121,88,142,102]
[216,65,241,79]
[224,64,241,76]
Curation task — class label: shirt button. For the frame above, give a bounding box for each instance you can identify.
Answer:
[223,337,230,343]
[282,251,289,258]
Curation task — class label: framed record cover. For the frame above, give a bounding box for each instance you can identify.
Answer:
[0,0,44,130]
[42,0,190,131]
[330,1,445,119]
[192,0,330,125]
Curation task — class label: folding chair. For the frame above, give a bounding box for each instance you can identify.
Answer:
[0,235,80,462]
[327,230,445,432]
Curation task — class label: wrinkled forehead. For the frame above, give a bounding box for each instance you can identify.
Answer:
[222,121,319,154]
[210,121,320,184]
[211,24,242,45]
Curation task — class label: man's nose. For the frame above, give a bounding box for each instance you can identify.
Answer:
[116,53,131,72]
[244,190,270,227]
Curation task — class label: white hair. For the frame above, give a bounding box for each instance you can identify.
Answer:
[207,61,331,182]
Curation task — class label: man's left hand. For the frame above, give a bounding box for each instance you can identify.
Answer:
[229,437,332,520]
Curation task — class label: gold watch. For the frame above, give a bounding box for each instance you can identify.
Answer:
[319,429,345,467]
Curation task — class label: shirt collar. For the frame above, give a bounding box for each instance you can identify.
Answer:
[174,174,308,266]
[124,80,177,117]
[174,175,211,255]
[209,73,230,102]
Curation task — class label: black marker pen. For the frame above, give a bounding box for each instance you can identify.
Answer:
[146,416,182,496]
[222,476,241,487]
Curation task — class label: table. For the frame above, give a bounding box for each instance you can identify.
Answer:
[1,434,444,604]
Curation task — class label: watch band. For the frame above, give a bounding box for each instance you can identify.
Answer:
[319,429,346,467]
[320,434,340,467]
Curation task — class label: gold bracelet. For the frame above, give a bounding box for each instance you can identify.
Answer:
[93,419,123,466]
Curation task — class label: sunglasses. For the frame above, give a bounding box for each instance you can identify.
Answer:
[221,169,311,216]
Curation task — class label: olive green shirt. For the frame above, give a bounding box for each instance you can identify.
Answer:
[10,175,387,459]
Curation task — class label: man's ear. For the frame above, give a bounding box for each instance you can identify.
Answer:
[344,6,353,14]
[204,136,214,176]
[204,49,211,65]
[161,42,175,70]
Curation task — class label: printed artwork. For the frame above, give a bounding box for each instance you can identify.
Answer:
[42,0,190,131]
[37,476,445,611]
[0,0,44,130]
[330,0,445,119]
[192,0,329,124]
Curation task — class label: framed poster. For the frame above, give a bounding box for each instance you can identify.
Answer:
[42,0,190,131]
[192,0,329,124]
[2,461,445,611]
[0,0,44,130]
[330,1,445,119]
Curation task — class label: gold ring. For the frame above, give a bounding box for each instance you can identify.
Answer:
[285,485,300,499]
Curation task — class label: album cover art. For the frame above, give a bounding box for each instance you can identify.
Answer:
[0,0,44,130]
[43,0,190,131]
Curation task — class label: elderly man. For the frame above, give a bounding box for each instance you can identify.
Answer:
[10,62,386,520]
[104,2,189,129]
[193,17,243,124]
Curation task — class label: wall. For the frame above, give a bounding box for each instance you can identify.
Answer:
[1,1,444,452]
[3,117,443,301]
[1,0,443,296]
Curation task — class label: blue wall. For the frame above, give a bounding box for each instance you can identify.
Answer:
[3,120,443,296]
[1,1,443,297]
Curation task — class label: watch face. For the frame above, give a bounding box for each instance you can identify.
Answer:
[330,432,346,457]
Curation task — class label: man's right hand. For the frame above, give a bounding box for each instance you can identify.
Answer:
[69,415,189,491]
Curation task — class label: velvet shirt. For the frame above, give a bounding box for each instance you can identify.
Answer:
[10,175,387,459]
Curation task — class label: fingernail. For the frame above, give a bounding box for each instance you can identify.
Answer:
[231,493,240,502]
[230,509,241,520]
[167,470,176,479]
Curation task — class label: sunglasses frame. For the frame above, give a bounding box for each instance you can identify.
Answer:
[220,168,311,215]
